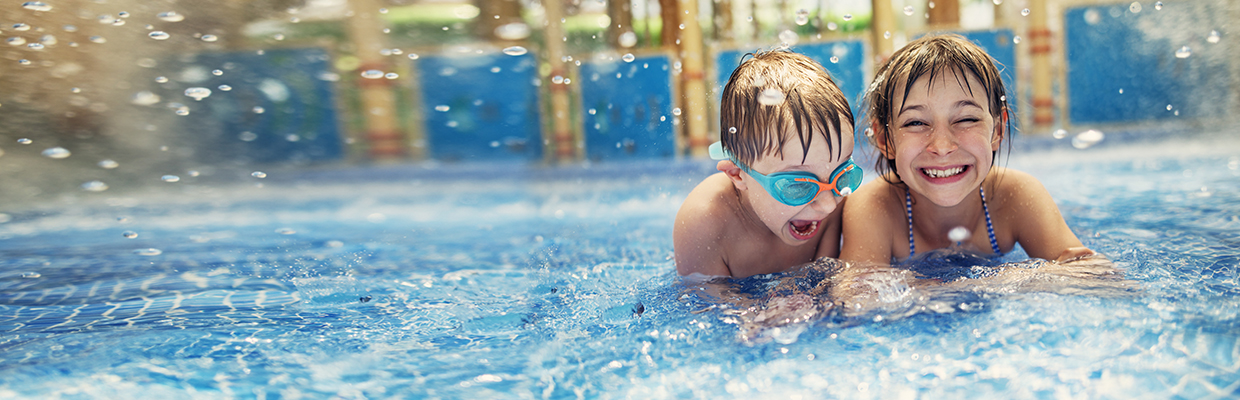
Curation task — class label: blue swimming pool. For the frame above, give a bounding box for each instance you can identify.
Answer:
[2,130,1239,398]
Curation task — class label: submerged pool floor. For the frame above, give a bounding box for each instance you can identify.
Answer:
[2,134,1240,399]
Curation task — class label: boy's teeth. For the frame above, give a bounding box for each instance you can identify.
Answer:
[792,221,818,235]
[924,167,964,178]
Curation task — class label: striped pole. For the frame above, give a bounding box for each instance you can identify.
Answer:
[678,0,711,157]
[1028,0,1055,128]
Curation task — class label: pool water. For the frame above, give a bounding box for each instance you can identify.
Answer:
[2,131,1239,399]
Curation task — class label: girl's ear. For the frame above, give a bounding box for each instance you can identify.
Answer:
[991,108,1008,151]
[871,121,896,160]
[717,160,748,191]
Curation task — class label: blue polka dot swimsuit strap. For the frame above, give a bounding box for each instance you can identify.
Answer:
[905,187,1001,257]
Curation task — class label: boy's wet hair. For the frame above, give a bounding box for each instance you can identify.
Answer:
[719,50,854,169]
[863,33,1011,185]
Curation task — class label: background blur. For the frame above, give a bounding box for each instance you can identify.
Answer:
[0,0,1235,207]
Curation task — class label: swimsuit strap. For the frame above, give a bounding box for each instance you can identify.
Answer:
[905,187,1002,257]
[980,187,1002,254]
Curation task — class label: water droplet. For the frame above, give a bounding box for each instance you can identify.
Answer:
[252,106,264,114]
[218,84,232,91]
[251,171,267,178]
[21,272,40,278]
[903,6,915,16]
[99,159,119,169]
[1118,88,1124,94]
[1207,30,1220,44]
[728,127,738,134]
[17,59,31,65]
[157,11,184,22]
[360,69,384,79]
[148,31,170,40]
[795,9,810,25]
[134,248,163,256]
[89,35,106,44]
[1154,1,1163,10]
[842,14,852,21]
[948,226,970,242]
[8,37,27,46]
[379,8,388,14]
[201,34,218,42]
[1071,129,1104,149]
[211,69,223,76]
[884,31,892,39]
[239,131,257,141]
[778,30,798,45]
[161,175,180,182]
[551,75,564,84]
[1013,36,1022,44]
[672,108,682,116]
[1052,129,1068,139]
[272,33,285,41]
[830,56,839,63]
[131,90,160,106]
[1166,104,1173,111]
[992,0,1002,4]
[494,22,531,40]
[21,1,53,12]
[26,43,43,50]
[434,105,450,112]
[0,213,10,223]
[618,31,638,47]
[122,230,138,239]
[276,228,297,235]
[81,180,108,192]
[1021,8,1030,16]
[827,22,837,31]
[758,88,785,106]
[154,76,168,83]
[17,138,32,144]
[384,72,399,79]
[407,53,419,60]
[42,147,70,159]
[1129,2,1142,13]
[622,53,636,62]
[174,106,189,116]
[184,87,211,101]
[13,23,31,31]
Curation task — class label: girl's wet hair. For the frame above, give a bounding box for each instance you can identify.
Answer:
[863,33,1012,186]
[719,50,854,169]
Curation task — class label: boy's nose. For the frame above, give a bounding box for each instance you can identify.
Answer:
[927,128,958,155]
[807,193,838,216]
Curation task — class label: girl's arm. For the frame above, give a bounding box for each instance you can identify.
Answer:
[1001,169,1093,262]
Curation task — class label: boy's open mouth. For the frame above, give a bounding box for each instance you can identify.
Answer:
[789,220,819,240]
[921,165,968,179]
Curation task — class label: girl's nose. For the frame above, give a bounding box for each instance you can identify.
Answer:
[927,127,958,155]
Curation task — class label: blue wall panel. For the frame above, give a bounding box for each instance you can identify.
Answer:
[579,54,675,160]
[1065,3,1235,124]
[172,48,343,164]
[416,52,542,161]
[716,40,867,123]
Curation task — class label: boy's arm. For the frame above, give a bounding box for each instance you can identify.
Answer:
[814,198,846,259]
[838,183,895,266]
[1002,170,1092,262]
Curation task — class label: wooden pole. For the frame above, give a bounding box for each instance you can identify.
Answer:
[346,0,407,159]
[542,0,578,162]
[870,0,895,61]
[677,0,710,157]
[1028,0,1055,128]
[927,0,959,27]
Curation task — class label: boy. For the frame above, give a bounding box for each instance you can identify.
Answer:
[674,50,859,278]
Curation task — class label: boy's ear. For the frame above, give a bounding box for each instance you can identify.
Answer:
[717,160,748,190]
[871,122,895,160]
[991,108,1008,151]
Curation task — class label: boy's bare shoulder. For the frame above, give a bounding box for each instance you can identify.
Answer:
[674,173,742,276]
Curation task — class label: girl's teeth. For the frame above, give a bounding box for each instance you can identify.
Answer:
[924,167,963,178]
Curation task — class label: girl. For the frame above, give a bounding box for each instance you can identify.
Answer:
[840,33,1095,266]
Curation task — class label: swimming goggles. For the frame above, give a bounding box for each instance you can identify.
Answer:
[709,141,862,206]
